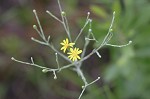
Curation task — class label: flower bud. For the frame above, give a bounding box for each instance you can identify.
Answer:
[42,69,48,73]
[61,11,66,16]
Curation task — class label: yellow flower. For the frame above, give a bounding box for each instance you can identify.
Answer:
[60,38,75,53]
[67,47,82,61]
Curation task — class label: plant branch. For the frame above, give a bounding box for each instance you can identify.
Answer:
[31,37,72,62]
[78,77,101,99]
[74,12,91,43]
[33,10,46,40]
[46,10,63,23]
[57,0,72,42]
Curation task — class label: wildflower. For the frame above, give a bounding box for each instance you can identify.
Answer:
[60,38,75,53]
[67,47,82,61]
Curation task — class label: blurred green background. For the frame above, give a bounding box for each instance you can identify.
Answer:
[0,0,150,99]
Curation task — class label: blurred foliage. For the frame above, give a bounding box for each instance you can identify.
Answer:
[87,0,150,99]
[0,0,150,99]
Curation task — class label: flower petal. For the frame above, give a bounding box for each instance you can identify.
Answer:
[69,43,75,47]
[69,48,73,52]
[60,42,65,45]
[61,47,64,50]
[77,50,82,54]
[77,55,81,59]
[66,38,68,44]
[63,48,67,53]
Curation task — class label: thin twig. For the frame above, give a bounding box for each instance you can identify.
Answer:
[101,11,115,46]
[11,57,49,70]
[31,37,72,62]
[33,10,46,40]
[46,10,63,23]
[106,41,132,47]
[33,25,43,38]
[57,0,72,42]
[78,77,101,99]
[76,67,88,85]
[74,12,91,43]
[78,19,92,68]
[78,87,86,99]
[55,53,61,71]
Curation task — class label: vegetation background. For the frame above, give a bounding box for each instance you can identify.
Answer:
[0,0,150,99]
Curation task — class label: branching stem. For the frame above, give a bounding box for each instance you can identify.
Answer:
[12,1,132,99]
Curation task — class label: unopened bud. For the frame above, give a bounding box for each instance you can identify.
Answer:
[33,25,37,29]
[89,19,92,22]
[54,76,57,79]
[89,29,92,32]
[82,86,85,89]
[42,69,48,73]
[11,57,15,60]
[110,29,113,32]
[129,41,132,43]
[33,9,36,13]
[61,11,66,16]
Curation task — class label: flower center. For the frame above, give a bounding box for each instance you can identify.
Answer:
[65,44,69,48]
[72,51,78,57]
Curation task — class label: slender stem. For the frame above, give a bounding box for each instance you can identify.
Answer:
[101,12,115,46]
[78,77,100,99]
[78,20,92,68]
[48,43,72,62]
[33,25,43,38]
[76,67,88,85]
[46,10,63,23]
[31,37,72,63]
[53,70,57,79]
[57,0,72,42]
[30,57,34,64]
[106,41,132,47]
[87,77,100,86]
[58,62,75,70]
[78,87,86,99]
[95,51,101,58]
[61,14,72,42]
[57,0,63,13]
[55,53,61,71]
[11,57,49,70]
[33,10,46,40]
[31,34,131,73]
[51,39,132,71]
[12,56,76,73]
[74,12,90,43]
[64,16,70,36]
